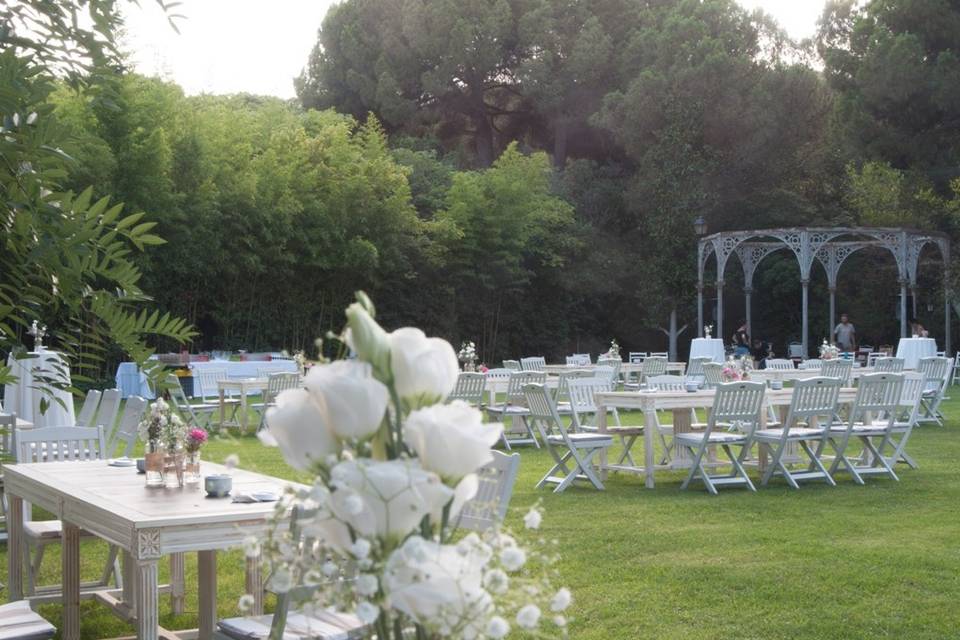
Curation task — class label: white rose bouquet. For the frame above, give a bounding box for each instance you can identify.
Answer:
[256,293,571,639]
[138,398,187,450]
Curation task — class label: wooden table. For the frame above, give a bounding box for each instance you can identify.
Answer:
[5,460,302,640]
[595,387,858,489]
[218,377,265,431]
[749,367,875,384]
[545,362,688,375]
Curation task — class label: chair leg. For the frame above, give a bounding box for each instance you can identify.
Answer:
[26,541,43,596]
[799,440,836,487]
[680,443,705,491]
[724,444,756,492]
[574,448,606,490]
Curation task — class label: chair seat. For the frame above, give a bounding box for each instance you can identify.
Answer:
[828,424,888,435]
[607,426,644,436]
[218,610,365,640]
[0,600,56,640]
[487,405,530,415]
[23,520,96,540]
[754,427,824,440]
[547,433,613,445]
[676,431,746,444]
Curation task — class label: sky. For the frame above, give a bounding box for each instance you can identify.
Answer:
[120,0,826,99]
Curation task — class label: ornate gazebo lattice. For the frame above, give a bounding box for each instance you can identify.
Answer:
[696,227,951,356]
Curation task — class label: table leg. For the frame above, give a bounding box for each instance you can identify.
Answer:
[122,551,136,616]
[597,400,608,481]
[62,521,81,640]
[7,495,23,601]
[135,559,159,640]
[198,550,217,640]
[644,405,656,489]
[245,554,263,616]
[219,389,226,430]
[240,386,249,431]
[169,553,185,615]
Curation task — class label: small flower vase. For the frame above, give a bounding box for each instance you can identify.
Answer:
[464,359,475,372]
[184,450,202,486]
[164,448,185,489]
[145,441,165,488]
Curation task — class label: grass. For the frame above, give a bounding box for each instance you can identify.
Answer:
[4,397,960,639]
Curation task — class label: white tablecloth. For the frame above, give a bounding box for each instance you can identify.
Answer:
[896,338,937,369]
[188,359,298,397]
[115,362,156,399]
[4,350,76,427]
[690,338,726,363]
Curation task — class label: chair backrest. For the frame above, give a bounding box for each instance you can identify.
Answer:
[555,369,594,402]
[917,356,950,393]
[702,362,724,388]
[0,412,16,457]
[788,342,804,358]
[195,368,228,402]
[874,357,904,373]
[820,359,853,386]
[266,372,301,398]
[13,425,106,463]
[782,377,842,431]
[566,378,613,431]
[448,372,487,405]
[707,381,766,438]
[566,354,591,366]
[847,373,904,426]
[506,371,545,405]
[93,388,121,433]
[523,383,568,443]
[765,359,794,371]
[596,357,622,378]
[520,357,546,372]
[649,352,668,359]
[592,365,617,385]
[109,396,148,458]
[454,451,521,532]
[892,371,924,427]
[799,359,822,370]
[75,389,102,428]
[647,375,685,392]
[628,352,646,364]
[484,368,512,381]
[502,360,521,371]
[641,356,668,378]
[686,356,712,377]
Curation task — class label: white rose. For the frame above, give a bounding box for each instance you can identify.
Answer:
[550,587,572,612]
[263,389,338,470]
[404,401,503,482]
[523,508,542,530]
[355,574,378,597]
[345,302,391,381]
[384,536,493,636]
[486,616,510,639]
[355,601,380,625]
[328,459,454,543]
[303,360,389,441]
[500,546,527,572]
[516,604,541,630]
[388,328,459,405]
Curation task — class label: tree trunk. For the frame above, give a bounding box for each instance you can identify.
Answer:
[553,117,569,170]
[657,308,689,361]
[474,114,494,168]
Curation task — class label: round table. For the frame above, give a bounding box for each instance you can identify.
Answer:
[115,362,155,399]
[690,338,726,363]
[895,337,937,369]
[4,350,76,427]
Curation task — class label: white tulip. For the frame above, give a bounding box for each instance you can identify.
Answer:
[384,536,493,636]
[328,459,454,543]
[404,401,503,482]
[304,360,389,441]
[388,328,459,405]
[345,302,392,380]
[264,389,338,470]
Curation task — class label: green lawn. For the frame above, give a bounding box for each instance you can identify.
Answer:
[4,398,960,639]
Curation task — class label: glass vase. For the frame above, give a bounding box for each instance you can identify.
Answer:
[164,448,185,489]
[184,450,202,486]
[145,440,165,488]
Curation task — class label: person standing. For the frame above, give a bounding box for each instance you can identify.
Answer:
[834,313,857,352]
[732,320,750,357]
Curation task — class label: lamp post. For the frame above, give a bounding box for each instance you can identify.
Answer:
[693,216,707,237]
[694,216,707,336]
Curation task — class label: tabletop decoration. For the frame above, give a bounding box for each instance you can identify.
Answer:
[704,324,713,339]
[27,320,47,350]
[184,427,208,485]
[820,339,839,360]
[605,339,620,359]
[293,350,308,375]
[457,341,477,371]
[256,292,571,640]
[722,356,750,382]
[138,398,187,488]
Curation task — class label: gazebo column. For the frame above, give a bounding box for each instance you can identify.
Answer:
[900,280,908,338]
[828,286,836,337]
[801,279,809,357]
[911,286,918,320]
[946,276,952,356]
[697,282,704,338]
[744,286,752,340]
[716,280,724,341]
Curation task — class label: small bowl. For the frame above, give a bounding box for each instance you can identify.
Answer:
[770,380,784,390]
[136,458,146,474]
[205,474,233,498]
[685,383,699,393]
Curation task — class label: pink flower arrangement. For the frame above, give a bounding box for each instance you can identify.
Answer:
[185,427,208,453]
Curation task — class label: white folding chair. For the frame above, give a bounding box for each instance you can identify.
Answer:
[196,367,241,428]
[647,375,701,461]
[685,356,712,387]
[799,359,822,370]
[677,381,766,494]
[253,372,301,429]
[107,396,148,458]
[649,351,668,359]
[874,372,923,470]
[628,352,647,364]
[567,378,644,467]
[523,383,612,493]
[950,351,960,385]
[874,357,904,373]
[502,359,521,371]
[92,388,121,435]
[916,356,950,426]
[702,362,724,389]
[167,374,219,427]
[821,359,853,386]
[755,377,842,488]
[453,451,520,532]
[566,354,591,366]
[0,601,56,640]
[788,342,804,360]
[520,356,546,372]
[554,369,594,414]
[765,359,794,371]
[486,371,545,449]
[640,356,668,384]
[447,372,487,408]
[824,373,904,484]
[12,426,121,598]
[75,389,102,427]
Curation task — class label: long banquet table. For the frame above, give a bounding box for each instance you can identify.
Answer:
[5,460,303,640]
[544,362,688,375]
[595,386,859,489]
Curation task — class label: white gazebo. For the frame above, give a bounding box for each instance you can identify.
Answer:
[696,227,951,356]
